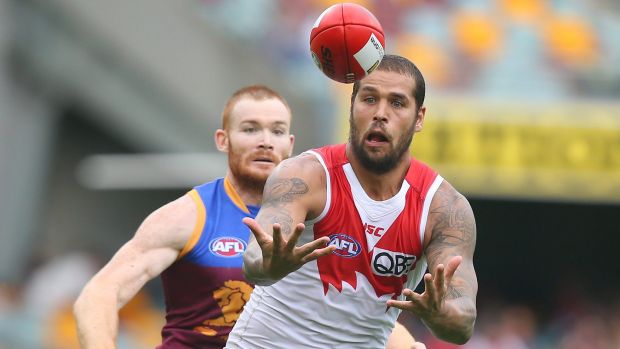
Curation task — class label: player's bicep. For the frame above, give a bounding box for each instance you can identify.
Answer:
[426,192,476,262]
[255,156,321,238]
[425,182,478,298]
[91,195,196,307]
[95,238,176,308]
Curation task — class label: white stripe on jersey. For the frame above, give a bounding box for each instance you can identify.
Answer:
[304,150,331,224]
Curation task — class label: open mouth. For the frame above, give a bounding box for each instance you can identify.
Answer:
[366,131,389,144]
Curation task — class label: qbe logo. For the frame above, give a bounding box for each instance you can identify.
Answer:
[210,237,246,258]
[371,247,416,277]
[328,234,361,258]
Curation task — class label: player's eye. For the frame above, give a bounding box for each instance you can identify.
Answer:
[243,127,257,133]
[391,100,403,108]
[273,129,285,135]
[364,96,376,103]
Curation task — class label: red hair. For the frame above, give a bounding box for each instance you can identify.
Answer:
[222,85,291,130]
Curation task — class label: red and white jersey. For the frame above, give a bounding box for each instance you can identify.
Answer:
[226,144,443,349]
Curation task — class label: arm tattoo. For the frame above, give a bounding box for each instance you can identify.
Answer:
[257,176,308,238]
[426,190,476,262]
[262,178,308,208]
[426,186,478,301]
[257,210,294,237]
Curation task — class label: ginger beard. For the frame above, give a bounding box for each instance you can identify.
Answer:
[349,114,417,175]
[227,140,287,192]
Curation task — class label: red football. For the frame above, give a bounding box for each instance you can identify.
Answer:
[310,3,385,84]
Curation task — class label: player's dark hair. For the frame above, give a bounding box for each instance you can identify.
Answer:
[350,54,426,110]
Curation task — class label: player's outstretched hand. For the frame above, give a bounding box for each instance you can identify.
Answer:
[386,255,462,319]
[243,217,336,280]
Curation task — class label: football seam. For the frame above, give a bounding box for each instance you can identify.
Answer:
[341,4,350,76]
[311,23,382,33]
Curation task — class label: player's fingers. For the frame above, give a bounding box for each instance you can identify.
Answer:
[434,263,446,294]
[300,246,336,263]
[422,272,436,299]
[284,223,306,253]
[385,299,414,311]
[272,223,283,255]
[243,217,272,245]
[401,288,424,304]
[386,289,422,310]
[298,237,335,263]
[444,255,463,283]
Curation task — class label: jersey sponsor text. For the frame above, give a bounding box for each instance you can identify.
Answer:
[371,247,416,277]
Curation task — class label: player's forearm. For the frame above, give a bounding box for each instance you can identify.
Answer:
[421,298,476,345]
[74,284,119,349]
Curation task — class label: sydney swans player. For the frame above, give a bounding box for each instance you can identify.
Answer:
[226,55,478,348]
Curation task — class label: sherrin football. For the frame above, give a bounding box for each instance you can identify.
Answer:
[310,3,385,84]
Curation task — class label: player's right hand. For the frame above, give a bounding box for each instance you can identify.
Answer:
[243,217,336,281]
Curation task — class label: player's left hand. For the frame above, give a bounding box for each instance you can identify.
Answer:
[386,255,462,319]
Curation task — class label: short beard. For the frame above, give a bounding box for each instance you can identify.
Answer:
[229,163,267,193]
[349,118,416,175]
[227,145,270,194]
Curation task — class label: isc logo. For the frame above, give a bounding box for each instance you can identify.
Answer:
[364,223,385,237]
[210,237,246,258]
[371,247,416,277]
[328,234,361,258]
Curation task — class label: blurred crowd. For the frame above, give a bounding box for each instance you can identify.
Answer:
[0,252,163,349]
[403,297,620,349]
[201,0,620,100]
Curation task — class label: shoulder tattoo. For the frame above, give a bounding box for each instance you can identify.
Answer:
[263,178,309,208]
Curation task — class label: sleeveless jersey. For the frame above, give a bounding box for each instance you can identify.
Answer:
[226,144,443,349]
[158,177,259,349]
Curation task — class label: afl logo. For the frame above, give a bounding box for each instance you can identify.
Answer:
[328,234,361,258]
[210,237,246,258]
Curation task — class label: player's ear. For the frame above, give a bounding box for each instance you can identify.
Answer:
[414,106,426,132]
[287,134,295,157]
[214,129,229,153]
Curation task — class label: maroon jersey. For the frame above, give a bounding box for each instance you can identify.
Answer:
[158,177,258,348]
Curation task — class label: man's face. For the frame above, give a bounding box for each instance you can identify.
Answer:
[349,70,425,174]
[222,97,294,188]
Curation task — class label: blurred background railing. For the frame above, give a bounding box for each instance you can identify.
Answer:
[1,0,619,348]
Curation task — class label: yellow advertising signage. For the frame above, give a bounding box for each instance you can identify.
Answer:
[412,98,620,202]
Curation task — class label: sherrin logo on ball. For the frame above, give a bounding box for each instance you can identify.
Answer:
[210,237,246,257]
[309,3,385,84]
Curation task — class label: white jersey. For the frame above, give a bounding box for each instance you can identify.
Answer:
[226,144,442,348]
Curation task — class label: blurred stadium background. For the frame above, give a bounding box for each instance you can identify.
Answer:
[1,0,619,348]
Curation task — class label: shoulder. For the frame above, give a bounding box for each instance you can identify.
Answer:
[424,180,476,248]
[270,152,326,184]
[133,193,199,252]
[262,153,327,219]
[266,153,326,196]
[432,180,467,207]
